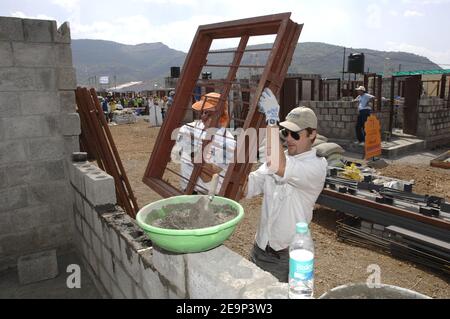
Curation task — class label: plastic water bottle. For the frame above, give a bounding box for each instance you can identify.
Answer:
[289,222,315,299]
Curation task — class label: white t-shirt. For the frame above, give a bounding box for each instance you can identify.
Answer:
[246,149,327,251]
[172,121,236,193]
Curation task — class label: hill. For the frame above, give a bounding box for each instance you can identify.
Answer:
[72,39,441,85]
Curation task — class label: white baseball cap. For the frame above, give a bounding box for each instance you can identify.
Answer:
[280,106,318,132]
[356,86,366,91]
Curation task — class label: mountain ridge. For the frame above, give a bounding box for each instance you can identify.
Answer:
[72,39,441,85]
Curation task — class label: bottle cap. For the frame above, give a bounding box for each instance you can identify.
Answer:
[296,222,308,234]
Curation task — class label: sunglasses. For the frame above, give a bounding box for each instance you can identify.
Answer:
[281,128,301,141]
[196,110,216,117]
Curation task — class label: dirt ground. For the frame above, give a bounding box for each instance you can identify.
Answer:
[108,119,449,299]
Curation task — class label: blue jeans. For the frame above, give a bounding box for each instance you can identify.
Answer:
[356,109,371,143]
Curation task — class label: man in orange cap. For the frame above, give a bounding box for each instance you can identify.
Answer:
[171,92,236,194]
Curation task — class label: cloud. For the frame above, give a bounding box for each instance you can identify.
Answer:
[386,41,450,68]
[51,0,80,11]
[366,4,382,29]
[404,10,425,16]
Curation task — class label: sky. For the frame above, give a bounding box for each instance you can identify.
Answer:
[1,0,449,67]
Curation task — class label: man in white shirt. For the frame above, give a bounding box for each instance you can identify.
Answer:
[171,92,236,194]
[353,86,374,145]
[244,88,328,282]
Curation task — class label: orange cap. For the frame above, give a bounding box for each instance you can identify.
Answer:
[192,92,229,127]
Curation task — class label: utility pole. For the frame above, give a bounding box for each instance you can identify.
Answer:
[398,64,402,72]
[341,47,346,82]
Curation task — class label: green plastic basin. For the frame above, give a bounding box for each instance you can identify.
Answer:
[135,195,244,254]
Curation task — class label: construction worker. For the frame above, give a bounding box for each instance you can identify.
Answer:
[171,92,236,194]
[244,88,327,283]
[353,86,374,145]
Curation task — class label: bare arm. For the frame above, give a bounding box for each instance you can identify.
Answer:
[266,125,286,177]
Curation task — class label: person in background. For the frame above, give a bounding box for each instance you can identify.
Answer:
[167,91,175,108]
[101,97,110,123]
[171,92,236,194]
[353,86,374,145]
[243,88,327,283]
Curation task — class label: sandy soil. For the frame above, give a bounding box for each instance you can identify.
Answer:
[108,119,449,298]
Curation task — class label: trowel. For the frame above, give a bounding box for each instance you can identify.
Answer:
[207,173,220,203]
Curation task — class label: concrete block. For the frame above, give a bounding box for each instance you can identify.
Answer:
[3,115,59,139]
[0,168,6,189]
[185,246,278,299]
[168,288,183,299]
[59,91,77,113]
[27,137,65,161]
[0,68,35,91]
[98,264,113,295]
[91,233,102,260]
[0,186,28,212]
[134,287,148,299]
[17,250,58,285]
[5,163,47,187]
[10,204,53,232]
[13,42,56,67]
[38,222,72,249]
[139,250,169,299]
[0,42,13,67]
[0,17,24,41]
[20,92,58,115]
[110,229,122,259]
[64,136,80,157]
[81,218,92,247]
[54,22,71,44]
[34,68,57,91]
[241,281,288,299]
[74,192,85,219]
[114,260,135,299]
[23,19,56,43]
[92,209,104,240]
[102,245,115,279]
[87,246,99,275]
[83,199,94,227]
[84,170,116,206]
[55,44,72,66]
[111,281,126,299]
[153,248,186,296]
[0,229,39,255]
[0,92,20,117]
[0,211,12,236]
[74,207,82,232]
[61,113,81,136]
[72,162,90,194]
[373,224,385,231]
[57,67,77,90]
[119,234,140,283]
[27,180,69,207]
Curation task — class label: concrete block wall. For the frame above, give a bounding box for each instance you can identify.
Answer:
[0,17,80,270]
[70,161,288,299]
[299,100,391,140]
[417,97,450,148]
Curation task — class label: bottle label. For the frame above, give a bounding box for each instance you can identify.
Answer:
[289,250,314,281]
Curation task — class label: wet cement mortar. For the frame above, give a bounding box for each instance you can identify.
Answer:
[150,197,238,230]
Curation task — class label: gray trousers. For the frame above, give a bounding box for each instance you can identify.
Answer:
[250,243,289,283]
